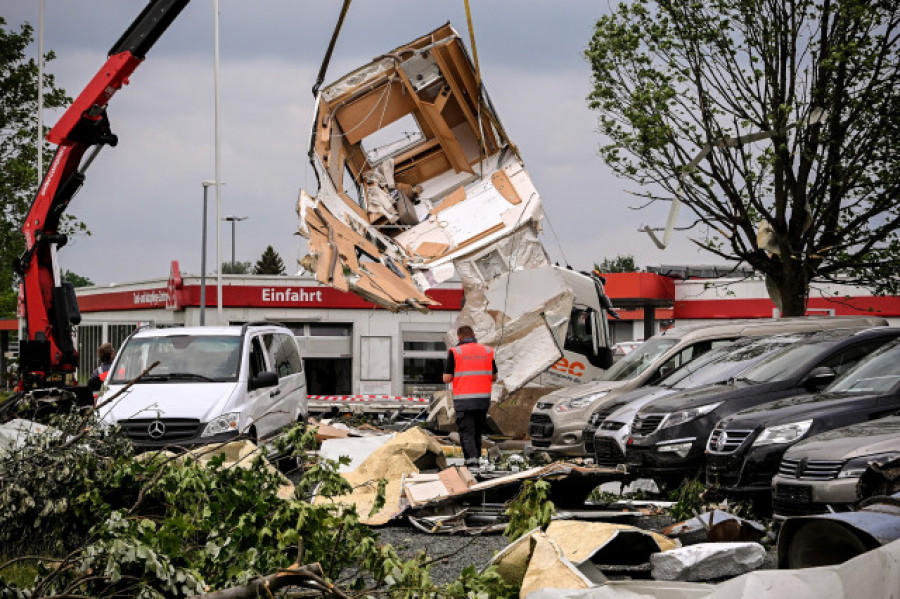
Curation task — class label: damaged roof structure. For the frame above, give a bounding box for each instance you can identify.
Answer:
[297,24,611,398]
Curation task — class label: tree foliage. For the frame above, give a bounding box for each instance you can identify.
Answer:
[254,245,286,275]
[0,18,81,318]
[220,261,251,275]
[595,254,640,273]
[0,412,515,598]
[62,269,93,287]
[586,0,900,315]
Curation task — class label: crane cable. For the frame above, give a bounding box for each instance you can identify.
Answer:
[312,0,353,97]
[463,0,489,177]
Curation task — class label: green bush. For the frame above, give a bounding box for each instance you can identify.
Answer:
[0,418,516,597]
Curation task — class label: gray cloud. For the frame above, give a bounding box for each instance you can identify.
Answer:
[10,0,705,285]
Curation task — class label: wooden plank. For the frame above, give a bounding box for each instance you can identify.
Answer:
[430,185,467,215]
[491,170,521,204]
[413,241,450,258]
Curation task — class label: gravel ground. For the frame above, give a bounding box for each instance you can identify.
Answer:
[375,521,512,585]
[370,513,779,587]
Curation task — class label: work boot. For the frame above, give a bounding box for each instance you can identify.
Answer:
[464,458,480,473]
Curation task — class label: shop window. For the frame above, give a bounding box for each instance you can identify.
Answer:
[401,331,448,398]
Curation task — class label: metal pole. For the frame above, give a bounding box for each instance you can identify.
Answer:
[200,181,215,325]
[230,219,236,269]
[37,0,44,181]
[214,0,223,323]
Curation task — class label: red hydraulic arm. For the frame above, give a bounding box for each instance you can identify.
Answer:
[14,0,190,393]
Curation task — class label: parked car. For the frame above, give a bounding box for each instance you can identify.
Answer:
[528,316,886,457]
[99,323,308,449]
[626,327,900,488]
[707,339,900,503]
[588,333,810,467]
[770,415,900,519]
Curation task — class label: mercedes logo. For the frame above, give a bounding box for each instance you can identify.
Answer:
[147,420,166,439]
[715,431,727,452]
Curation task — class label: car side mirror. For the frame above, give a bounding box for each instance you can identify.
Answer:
[804,366,836,391]
[249,370,279,391]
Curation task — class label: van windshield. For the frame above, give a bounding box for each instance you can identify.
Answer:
[595,337,679,382]
[109,335,242,384]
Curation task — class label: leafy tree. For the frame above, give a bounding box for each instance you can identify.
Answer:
[0,18,77,318]
[586,0,900,315]
[594,254,639,273]
[254,245,286,275]
[220,260,251,275]
[62,269,93,287]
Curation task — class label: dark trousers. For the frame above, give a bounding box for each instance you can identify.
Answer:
[456,408,488,463]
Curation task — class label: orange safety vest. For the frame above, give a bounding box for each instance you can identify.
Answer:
[451,342,494,400]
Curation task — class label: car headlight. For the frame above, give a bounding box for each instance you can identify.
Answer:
[753,419,813,447]
[837,453,900,479]
[555,391,609,413]
[660,402,722,429]
[201,412,241,437]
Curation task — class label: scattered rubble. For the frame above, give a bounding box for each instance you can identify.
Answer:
[491,520,678,594]
[650,542,766,581]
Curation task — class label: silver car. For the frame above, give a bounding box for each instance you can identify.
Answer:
[772,415,900,518]
[589,334,807,467]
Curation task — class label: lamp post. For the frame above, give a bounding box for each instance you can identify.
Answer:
[223,216,248,271]
[199,180,217,325]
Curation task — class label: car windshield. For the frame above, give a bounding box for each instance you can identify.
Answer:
[739,342,831,383]
[596,337,679,382]
[829,341,900,394]
[109,335,242,384]
[662,335,803,389]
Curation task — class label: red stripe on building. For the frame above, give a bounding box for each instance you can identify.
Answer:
[674,296,900,319]
[78,284,464,312]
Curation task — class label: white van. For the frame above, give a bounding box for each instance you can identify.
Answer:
[98,323,307,449]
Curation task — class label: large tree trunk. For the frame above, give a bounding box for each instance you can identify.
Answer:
[767,260,810,317]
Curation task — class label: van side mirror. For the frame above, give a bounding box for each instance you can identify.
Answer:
[249,370,279,391]
[804,366,836,391]
[588,347,614,369]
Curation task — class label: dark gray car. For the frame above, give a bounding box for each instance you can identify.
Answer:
[625,327,900,487]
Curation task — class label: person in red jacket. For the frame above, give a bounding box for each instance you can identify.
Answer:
[443,325,497,468]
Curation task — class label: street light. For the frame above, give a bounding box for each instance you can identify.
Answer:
[199,180,217,325]
[223,216,248,271]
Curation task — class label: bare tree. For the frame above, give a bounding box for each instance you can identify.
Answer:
[586,0,900,315]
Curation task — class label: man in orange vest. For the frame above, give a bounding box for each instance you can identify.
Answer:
[88,342,115,392]
[443,325,497,468]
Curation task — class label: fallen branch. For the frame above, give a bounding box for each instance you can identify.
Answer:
[188,563,353,599]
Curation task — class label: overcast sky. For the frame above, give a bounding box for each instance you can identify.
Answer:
[7,0,707,286]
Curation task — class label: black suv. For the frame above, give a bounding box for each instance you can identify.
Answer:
[706,339,900,500]
[625,327,900,487]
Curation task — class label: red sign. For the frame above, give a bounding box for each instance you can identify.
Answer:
[78,280,463,313]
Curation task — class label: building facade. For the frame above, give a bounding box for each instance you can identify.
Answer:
[71,263,900,398]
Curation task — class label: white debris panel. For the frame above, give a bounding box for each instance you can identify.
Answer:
[523,538,900,599]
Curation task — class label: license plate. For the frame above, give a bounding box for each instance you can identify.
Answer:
[626,452,643,467]
[529,424,550,437]
[775,483,811,503]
